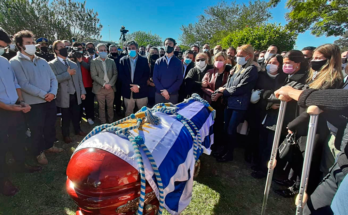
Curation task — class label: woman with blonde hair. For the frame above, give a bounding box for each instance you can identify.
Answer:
[215,44,259,162]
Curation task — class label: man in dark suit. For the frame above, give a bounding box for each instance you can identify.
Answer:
[49,40,86,143]
[119,40,150,116]
[179,50,195,102]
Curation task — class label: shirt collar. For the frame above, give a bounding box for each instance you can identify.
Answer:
[130,55,138,62]
[57,56,67,64]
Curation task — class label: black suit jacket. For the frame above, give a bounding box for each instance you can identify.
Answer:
[119,55,150,99]
[179,62,195,100]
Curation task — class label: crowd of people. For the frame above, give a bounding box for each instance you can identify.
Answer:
[1,26,348,214]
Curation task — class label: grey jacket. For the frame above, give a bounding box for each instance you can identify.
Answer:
[10,52,58,105]
[90,57,117,94]
[49,58,86,108]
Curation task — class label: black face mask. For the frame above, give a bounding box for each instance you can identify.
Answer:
[164,46,174,54]
[151,54,159,61]
[59,48,68,57]
[41,47,48,53]
[160,53,165,57]
[342,58,347,64]
[87,48,95,54]
[311,59,327,71]
[174,51,179,56]
[257,58,264,64]
[139,51,145,55]
[111,53,118,57]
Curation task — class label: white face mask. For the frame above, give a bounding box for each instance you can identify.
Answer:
[24,44,36,56]
[266,64,278,74]
[237,56,247,66]
[264,52,274,60]
[196,60,206,69]
[9,44,15,51]
[0,48,4,56]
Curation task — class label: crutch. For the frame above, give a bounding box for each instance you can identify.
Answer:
[261,96,287,215]
[295,106,321,215]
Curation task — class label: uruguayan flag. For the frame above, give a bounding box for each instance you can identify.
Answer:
[74,100,214,215]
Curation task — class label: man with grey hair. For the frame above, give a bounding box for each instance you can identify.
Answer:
[119,40,150,116]
[90,43,118,123]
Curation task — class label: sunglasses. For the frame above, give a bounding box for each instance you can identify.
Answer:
[196,59,206,62]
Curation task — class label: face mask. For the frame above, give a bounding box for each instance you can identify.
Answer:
[203,49,209,52]
[128,50,137,58]
[139,51,145,55]
[311,59,327,71]
[0,48,4,56]
[59,47,68,57]
[88,48,95,54]
[151,54,159,61]
[214,61,225,69]
[174,51,179,56]
[342,58,347,64]
[111,53,118,57]
[160,53,165,57]
[184,58,192,65]
[237,56,247,66]
[24,44,36,56]
[99,51,108,59]
[196,60,206,69]
[266,64,278,74]
[283,64,295,74]
[41,47,48,53]
[164,46,174,54]
[264,52,274,60]
[9,44,15,51]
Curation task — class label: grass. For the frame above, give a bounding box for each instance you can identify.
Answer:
[0,115,296,215]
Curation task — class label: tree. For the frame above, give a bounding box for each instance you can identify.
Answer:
[180,0,272,46]
[125,31,162,47]
[334,32,348,52]
[0,0,103,41]
[220,23,297,52]
[269,0,348,37]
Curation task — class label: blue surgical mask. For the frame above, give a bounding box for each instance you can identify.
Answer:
[0,48,4,56]
[237,57,247,66]
[99,51,108,59]
[128,50,137,58]
[184,58,192,65]
[203,49,209,52]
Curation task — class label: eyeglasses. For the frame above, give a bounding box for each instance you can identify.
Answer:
[196,59,206,62]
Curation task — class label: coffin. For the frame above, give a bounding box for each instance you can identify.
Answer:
[66,95,215,215]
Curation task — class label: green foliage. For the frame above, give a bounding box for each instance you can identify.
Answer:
[334,32,348,52]
[220,24,297,52]
[0,0,102,41]
[126,31,162,47]
[269,0,348,37]
[179,45,190,52]
[180,0,272,46]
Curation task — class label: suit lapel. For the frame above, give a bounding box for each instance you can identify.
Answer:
[55,58,68,72]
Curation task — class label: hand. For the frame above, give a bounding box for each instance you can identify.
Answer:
[288,129,294,134]
[130,84,139,93]
[67,66,76,75]
[45,93,55,102]
[21,103,31,113]
[9,105,25,112]
[104,84,111,90]
[164,94,170,100]
[202,81,208,88]
[161,89,169,98]
[81,94,86,100]
[218,87,225,93]
[150,82,155,87]
[77,57,83,63]
[274,86,295,102]
[271,104,280,110]
[147,79,152,86]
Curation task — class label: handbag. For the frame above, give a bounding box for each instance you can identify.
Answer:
[278,133,296,159]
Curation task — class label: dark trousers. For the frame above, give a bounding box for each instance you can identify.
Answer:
[147,86,156,108]
[303,153,348,215]
[81,87,94,120]
[61,94,81,137]
[114,79,123,112]
[211,102,225,148]
[224,108,246,152]
[25,101,56,156]
[259,126,275,172]
[0,110,27,181]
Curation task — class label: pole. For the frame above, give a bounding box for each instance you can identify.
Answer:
[295,106,321,215]
[261,96,287,215]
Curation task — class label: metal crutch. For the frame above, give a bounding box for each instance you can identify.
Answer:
[295,106,321,215]
[261,96,287,215]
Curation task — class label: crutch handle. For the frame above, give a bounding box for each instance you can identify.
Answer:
[278,95,288,101]
[307,105,321,115]
[295,192,308,206]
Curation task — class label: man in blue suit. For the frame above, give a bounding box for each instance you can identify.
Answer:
[119,40,150,116]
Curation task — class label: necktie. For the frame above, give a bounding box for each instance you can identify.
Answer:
[63,59,69,67]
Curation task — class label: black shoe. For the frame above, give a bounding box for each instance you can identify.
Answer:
[274,186,298,198]
[251,170,266,179]
[273,179,294,187]
[216,152,233,163]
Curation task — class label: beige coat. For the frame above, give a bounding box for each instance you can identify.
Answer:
[90,57,118,94]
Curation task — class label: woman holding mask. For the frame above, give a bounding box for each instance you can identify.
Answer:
[147,47,159,107]
[215,44,258,162]
[200,52,231,154]
[185,53,213,97]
